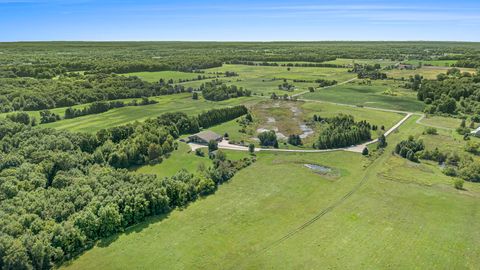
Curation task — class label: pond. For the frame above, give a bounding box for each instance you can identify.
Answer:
[304,164,332,173]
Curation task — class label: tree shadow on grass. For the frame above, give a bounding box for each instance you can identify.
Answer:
[97,212,172,248]
[59,212,173,268]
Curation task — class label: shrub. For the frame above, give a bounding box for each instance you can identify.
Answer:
[195,148,205,157]
[362,147,369,156]
[208,140,218,152]
[258,130,278,147]
[248,143,255,154]
[454,179,464,190]
[287,134,302,146]
[423,127,438,135]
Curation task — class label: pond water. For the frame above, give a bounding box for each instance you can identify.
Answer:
[304,164,332,173]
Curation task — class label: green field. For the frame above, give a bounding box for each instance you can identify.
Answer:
[386,66,476,80]
[134,142,249,178]
[405,59,458,67]
[323,58,398,67]
[300,80,425,112]
[195,64,355,95]
[41,94,260,133]
[63,115,480,269]
[123,71,212,82]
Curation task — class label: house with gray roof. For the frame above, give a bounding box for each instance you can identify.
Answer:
[188,130,223,144]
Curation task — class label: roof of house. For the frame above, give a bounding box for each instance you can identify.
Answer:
[471,127,480,134]
[189,130,222,142]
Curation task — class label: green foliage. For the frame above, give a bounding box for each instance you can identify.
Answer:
[377,134,387,149]
[0,109,253,268]
[201,80,251,101]
[418,76,480,115]
[394,136,424,162]
[258,130,278,147]
[453,179,464,189]
[64,98,157,119]
[39,110,60,124]
[315,114,371,149]
[208,140,218,152]
[0,74,189,112]
[423,127,438,135]
[287,134,302,146]
[5,112,36,126]
[248,143,255,154]
[362,147,369,156]
[195,148,205,157]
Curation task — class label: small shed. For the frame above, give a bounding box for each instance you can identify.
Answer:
[188,130,223,144]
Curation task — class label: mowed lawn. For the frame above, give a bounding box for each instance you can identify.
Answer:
[134,142,250,179]
[41,94,261,133]
[62,115,480,269]
[301,80,425,112]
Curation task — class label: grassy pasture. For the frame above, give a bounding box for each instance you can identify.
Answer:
[418,115,463,130]
[405,59,458,67]
[323,58,398,67]
[134,142,250,179]
[301,80,424,112]
[63,115,480,269]
[133,143,210,179]
[41,93,260,133]
[0,96,146,121]
[386,66,476,80]
[200,64,355,95]
[122,71,211,82]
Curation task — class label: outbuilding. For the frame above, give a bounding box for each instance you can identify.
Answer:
[188,130,223,144]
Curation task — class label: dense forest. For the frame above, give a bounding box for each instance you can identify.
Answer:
[0,106,250,269]
[417,71,480,116]
[1,42,479,76]
[314,114,372,149]
[199,80,251,101]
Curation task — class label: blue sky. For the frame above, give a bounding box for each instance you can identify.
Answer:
[1,0,479,41]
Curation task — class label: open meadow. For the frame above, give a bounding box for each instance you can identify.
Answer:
[300,80,424,112]
[62,115,480,269]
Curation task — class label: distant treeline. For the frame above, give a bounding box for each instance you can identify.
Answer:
[2,42,477,80]
[226,60,345,68]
